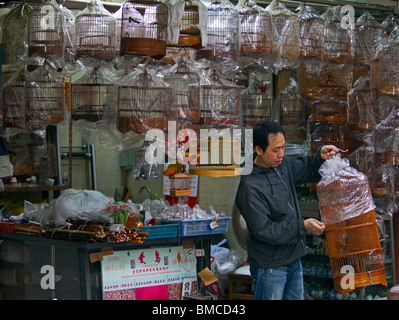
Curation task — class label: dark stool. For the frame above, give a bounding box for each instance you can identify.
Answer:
[228,272,254,300]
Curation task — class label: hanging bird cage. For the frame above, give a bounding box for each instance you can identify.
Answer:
[164,58,201,123]
[120,0,168,59]
[310,124,349,157]
[60,3,76,61]
[316,159,387,295]
[321,6,351,63]
[347,76,378,131]
[166,0,207,49]
[309,73,347,124]
[297,3,324,60]
[169,169,192,196]
[353,12,384,66]
[196,0,239,61]
[117,68,173,134]
[371,26,399,97]
[199,69,241,127]
[189,137,241,177]
[75,0,116,60]
[1,71,27,129]
[273,78,307,145]
[265,0,300,61]
[237,0,273,57]
[374,109,399,167]
[71,68,114,122]
[26,0,65,60]
[241,71,273,127]
[25,64,66,129]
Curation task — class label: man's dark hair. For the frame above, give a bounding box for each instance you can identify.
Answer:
[253,121,285,152]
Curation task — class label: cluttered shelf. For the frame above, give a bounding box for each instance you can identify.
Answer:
[2,185,70,193]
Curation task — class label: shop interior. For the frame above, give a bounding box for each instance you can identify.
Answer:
[0,0,399,300]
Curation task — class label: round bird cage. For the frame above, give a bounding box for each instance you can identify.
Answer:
[199,69,241,127]
[321,6,351,63]
[120,0,168,59]
[310,124,349,157]
[71,67,114,122]
[117,68,173,134]
[26,0,65,60]
[353,11,384,66]
[164,58,201,123]
[317,168,387,294]
[371,26,399,97]
[74,0,116,60]
[196,0,239,61]
[25,64,66,129]
[1,70,27,129]
[237,0,273,58]
[265,0,300,62]
[297,3,324,60]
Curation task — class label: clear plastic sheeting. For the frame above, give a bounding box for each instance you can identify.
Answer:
[296,3,324,60]
[74,0,116,61]
[237,0,273,60]
[196,0,239,62]
[353,11,384,66]
[317,154,376,225]
[374,109,399,167]
[321,6,352,64]
[265,0,300,71]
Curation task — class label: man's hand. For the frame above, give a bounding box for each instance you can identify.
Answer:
[320,145,340,160]
[304,218,325,235]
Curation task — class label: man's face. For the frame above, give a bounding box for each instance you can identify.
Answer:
[254,132,286,168]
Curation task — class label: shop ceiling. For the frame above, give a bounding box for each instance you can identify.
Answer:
[0,0,396,19]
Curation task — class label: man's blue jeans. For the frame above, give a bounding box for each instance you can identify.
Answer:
[250,259,304,300]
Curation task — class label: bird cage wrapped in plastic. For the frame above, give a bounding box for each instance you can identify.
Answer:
[26,0,65,60]
[309,73,347,124]
[120,0,168,59]
[75,0,116,60]
[371,26,399,97]
[196,0,239,61]
[265,0,300,64]
[117,68,173,134]
[237,0,273,58]
[199,69,241,127]
[272,78,307,145]
[374,109,399,167]
[71,67,114,122]
[25,64,66,129]
[310,124,348,157]
[165,0,207,49]
[297,3,324,60]
[321,6,352,63]
[163,58,201,123]
[353,12,384,66]
[316,155,387,294]
[241,70,273,127]
[2,3,34,65]
[347,76,378,133]
[1,70,27,129]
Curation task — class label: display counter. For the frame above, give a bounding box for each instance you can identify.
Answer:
[0,232,214,300]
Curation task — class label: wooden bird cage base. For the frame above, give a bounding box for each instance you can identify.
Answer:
[76,49,115,61]
[177,35,202,49]
[375,151,399,166]
[311,115,346,125]
[71,112,103,122]
[348,123,375,131]
[28,44,63,57]
[170,189,192,197]
[196,48,237,61]
[189,165,240,177]
[120,38,166,59]
[374,87,399,96]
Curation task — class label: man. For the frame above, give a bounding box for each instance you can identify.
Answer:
[235,121,339,300]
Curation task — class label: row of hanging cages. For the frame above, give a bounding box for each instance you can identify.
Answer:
[1,64,67,131]
[18,0,391,66]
